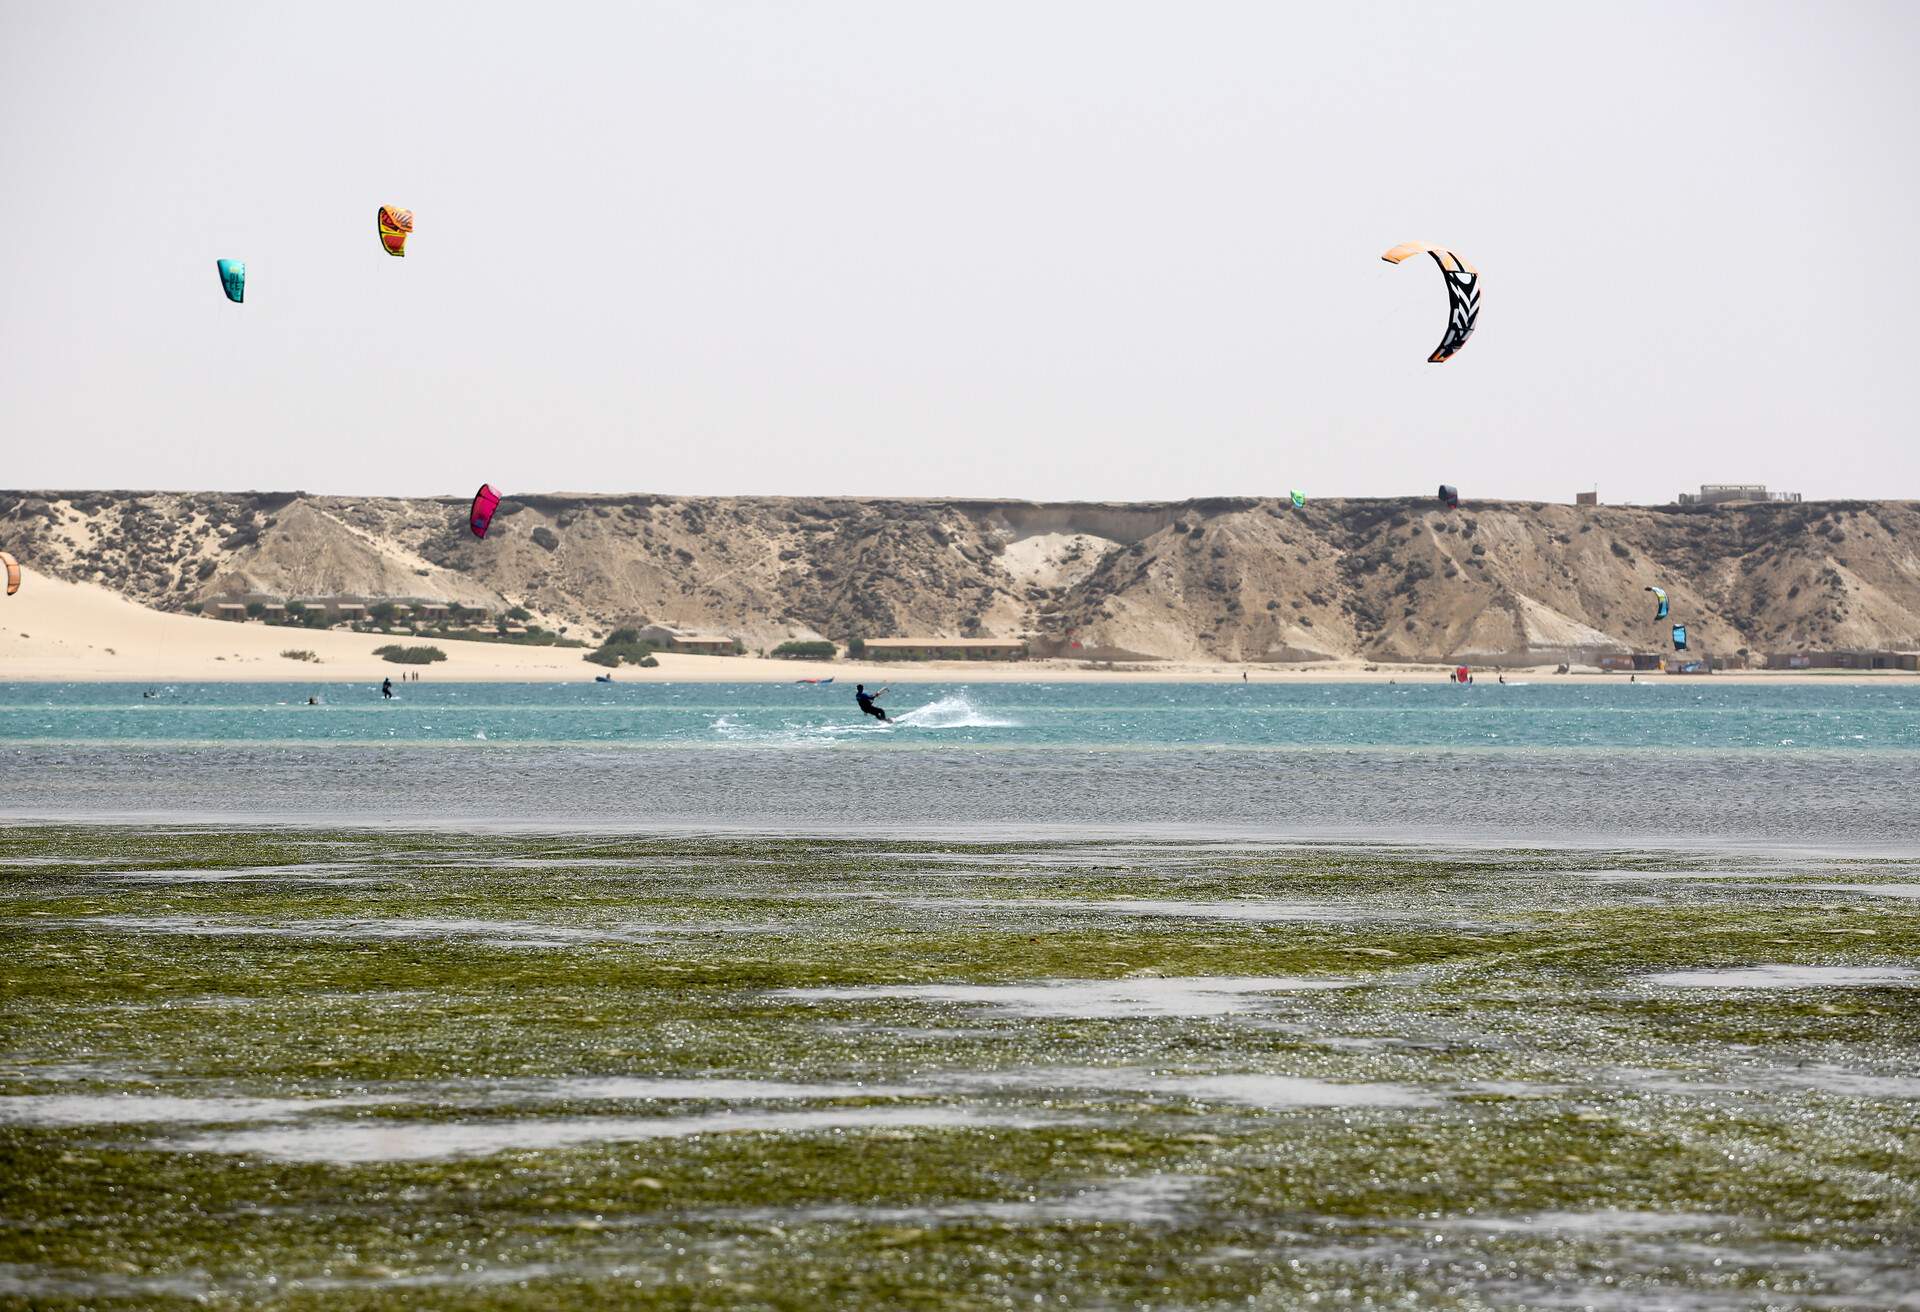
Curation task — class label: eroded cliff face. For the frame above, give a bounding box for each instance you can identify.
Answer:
[4,489,1916,661]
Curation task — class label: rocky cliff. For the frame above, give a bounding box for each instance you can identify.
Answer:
[4,490,1918,663]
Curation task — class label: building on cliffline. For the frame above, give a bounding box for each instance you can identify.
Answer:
[634,624,739,655]
[863,638,1029,661]
[1676,484,1802,506]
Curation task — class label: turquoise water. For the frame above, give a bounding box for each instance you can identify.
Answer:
[2,681,1916,750]
[3,682,1916,843]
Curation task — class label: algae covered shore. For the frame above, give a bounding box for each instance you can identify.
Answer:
[2,826,1917,1309]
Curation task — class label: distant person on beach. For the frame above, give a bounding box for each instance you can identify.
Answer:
[855,684,891,723]
[381,677,393,700]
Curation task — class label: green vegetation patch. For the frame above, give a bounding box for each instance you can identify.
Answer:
[2,827,1916,1309]
[771,641,837,660]
[373,644,447,665]
[585,629,661,668]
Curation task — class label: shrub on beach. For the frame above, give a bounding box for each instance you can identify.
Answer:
[280,649,320,663]
[586,630,661,668]
[586,647,659,668]
[374,644,447,665]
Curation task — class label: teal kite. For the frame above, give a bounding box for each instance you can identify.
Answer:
[1289,490,1306,508]
[217,259,246,304]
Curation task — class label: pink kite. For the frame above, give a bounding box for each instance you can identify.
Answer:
[470,484,501,538]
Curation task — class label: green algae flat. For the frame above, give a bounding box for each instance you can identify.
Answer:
[2,826,1917,1309]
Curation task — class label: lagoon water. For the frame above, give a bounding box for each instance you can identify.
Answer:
[3,680,1917,846]
[7,686,1920,1309]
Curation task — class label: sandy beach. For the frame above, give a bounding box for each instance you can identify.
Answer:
[1,571,1911,686]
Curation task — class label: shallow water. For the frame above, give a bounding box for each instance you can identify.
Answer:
[6,677,1920,1308]
[780,975,1359,1018]
[4,826,1918,1310]
[0,1092,399,1127]
[172,1106,1054,1165]
[1642,964,1920,988]
[59,913,667,947]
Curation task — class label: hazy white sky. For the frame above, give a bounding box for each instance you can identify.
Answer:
[2,1,1916,503]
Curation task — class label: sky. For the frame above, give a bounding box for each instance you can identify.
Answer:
[2,1,1916,504]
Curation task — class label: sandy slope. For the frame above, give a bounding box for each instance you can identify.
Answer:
[2,571,1913,686]
[0,573,592,682]
[11,490,1920,667]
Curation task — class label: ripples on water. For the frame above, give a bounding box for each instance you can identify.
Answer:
[4,681,1917,749]
[2,681,1917,845]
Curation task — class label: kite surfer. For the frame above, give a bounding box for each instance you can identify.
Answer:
[381,677,393,700]
[855,684,891,723]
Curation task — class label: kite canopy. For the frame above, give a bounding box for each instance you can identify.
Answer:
[1455,665,1471,683]
[378,206,414,257]
[470,484,501,538]
[216,259,246,303]
[1381,242,1480,363]
[1,551,19,596]
[1289,490,1307,508]
[1671,624,1689,651]
[1438,484,1460,509]
[1646,585,1669,620]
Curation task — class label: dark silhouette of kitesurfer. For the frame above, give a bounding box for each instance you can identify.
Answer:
[381,677,393,700]
[855,684,891,723]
